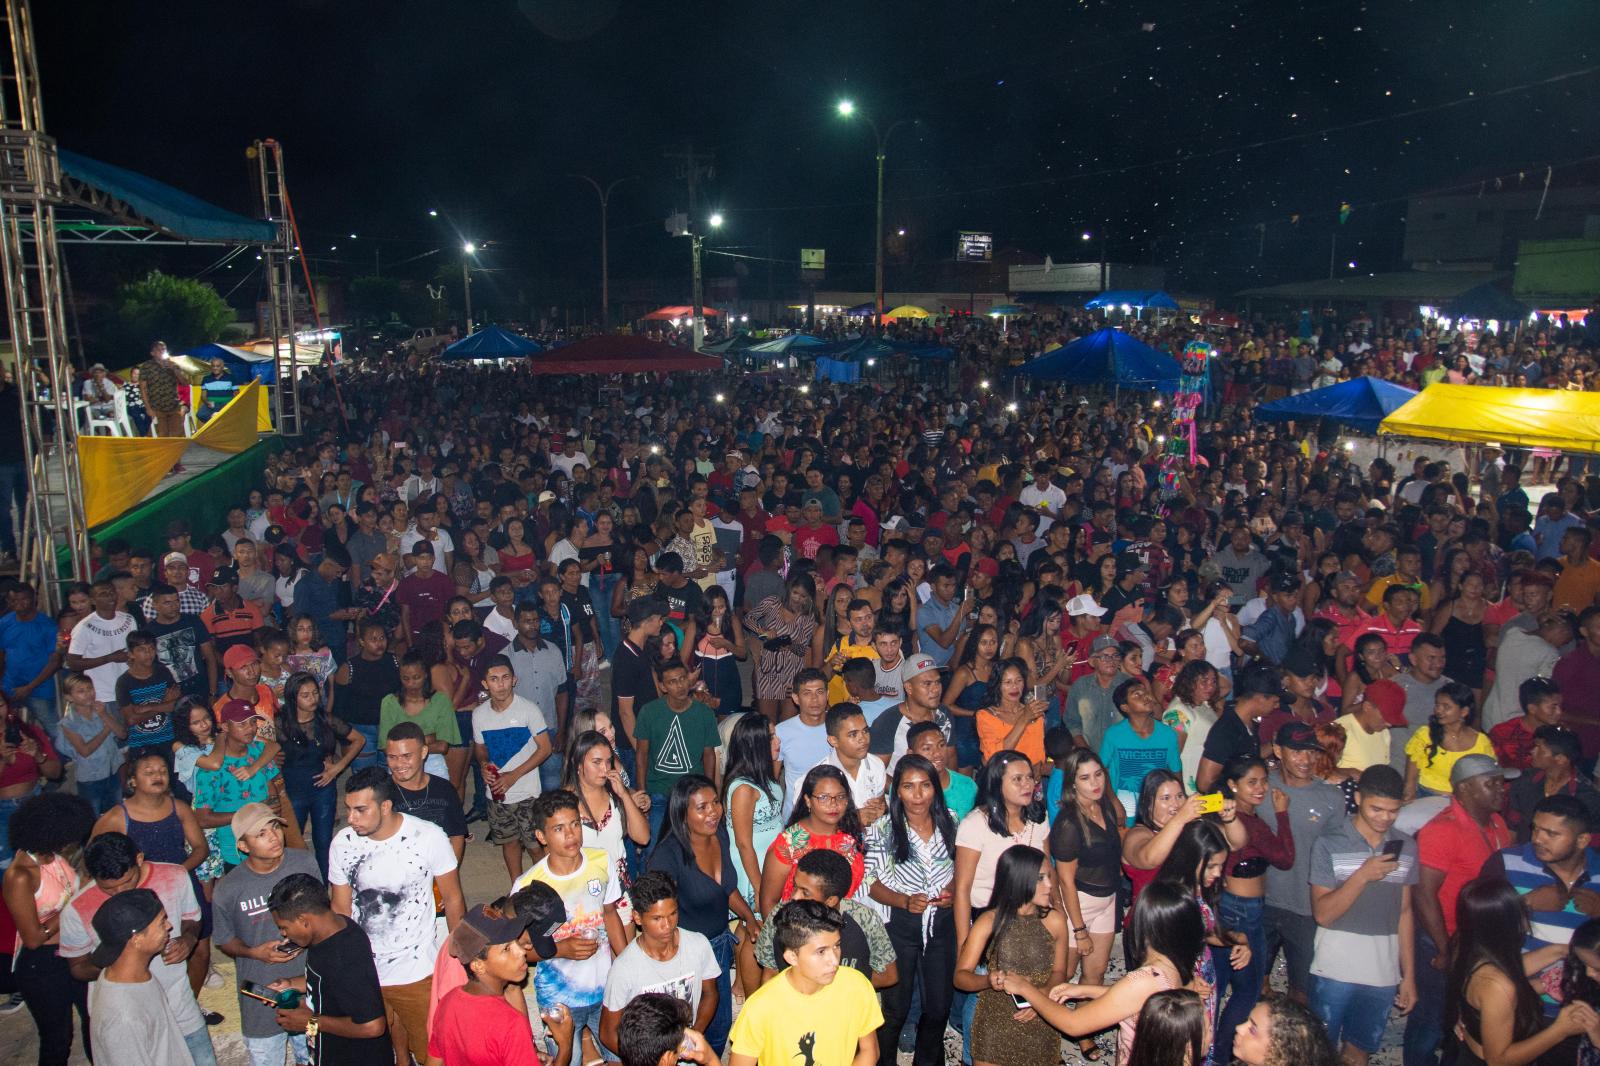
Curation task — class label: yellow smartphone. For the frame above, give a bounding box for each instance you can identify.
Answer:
[1196,792,1226,814]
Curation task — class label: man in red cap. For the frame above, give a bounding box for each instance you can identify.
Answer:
[213,643,276,723]
[1333,677,1408,774]
[192,699,289,868]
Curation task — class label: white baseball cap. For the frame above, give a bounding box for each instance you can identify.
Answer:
[1066,594,1107,618]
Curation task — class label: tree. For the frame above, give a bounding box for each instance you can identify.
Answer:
[110,271,233,354]
[346,275,404,324]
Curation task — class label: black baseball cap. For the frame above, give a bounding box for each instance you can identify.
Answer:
[89,888,165,969]
[1274,721,1322,752]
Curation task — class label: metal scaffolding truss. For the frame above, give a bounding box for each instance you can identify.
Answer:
[0,0,298,610]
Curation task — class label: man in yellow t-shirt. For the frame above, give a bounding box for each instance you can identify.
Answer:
[825,601,879,705]
[729,900,882,1066]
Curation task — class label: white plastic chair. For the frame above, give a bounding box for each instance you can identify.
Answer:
[85,388,133,437]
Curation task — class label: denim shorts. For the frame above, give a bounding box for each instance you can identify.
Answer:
[1310,975,1396,1053]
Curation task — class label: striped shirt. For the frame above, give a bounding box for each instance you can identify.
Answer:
[863,817,955,941]
[1484,843,1600,950]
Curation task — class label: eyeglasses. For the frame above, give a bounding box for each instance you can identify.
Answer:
[809,791,850,807]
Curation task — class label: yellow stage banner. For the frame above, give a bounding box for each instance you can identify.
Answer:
[193,381,264,454]
[257,385,273,432]
[79,436,189,527]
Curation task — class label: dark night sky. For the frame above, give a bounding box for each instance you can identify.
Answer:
[34,0,1600,307]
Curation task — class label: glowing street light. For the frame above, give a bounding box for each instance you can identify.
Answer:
[836,99,855,117]
[836,97,914,321]
[461,242,479,333]
[708,212,725,229]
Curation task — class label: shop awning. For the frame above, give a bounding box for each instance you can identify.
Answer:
[1379,384,1600,454]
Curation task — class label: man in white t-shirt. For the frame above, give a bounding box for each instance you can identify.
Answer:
[473,655,553,878]
[551,436,591,478]
[328,765,465,1066]
[65,578,136,709]
[399,509,455,571]
[1018,460,1067,515]
[775,669,832,819]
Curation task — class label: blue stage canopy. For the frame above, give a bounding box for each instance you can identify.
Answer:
[1084,290,1180,311]
[1255,375,1417,434]
[59,151,278,243]
[746,334,828,356]
[1013,328,1179,390]
[438,325,543,361]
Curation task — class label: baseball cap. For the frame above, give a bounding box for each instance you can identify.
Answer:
[162,551,189,567]
[207,565,239,587]
[1279,647,1322,678]
[448,902,536,963]
[1089,634,1120,655]
[218,698,261,725]
[164,519,191,538]
[222,645,258,671]
[1450,752,1518,785]
[901,654,940,686]
[764,515,795,534]
[973,557,999,578]
[509,881,565,960]
[1271,572,1302,595]
[230,801,285,845]
[537,491,556,505]
[89,888,165,969]
[1361,679,1409,728]
[1274,721,1322,752]
[1066,594,1106,618]
[1333,569,1362,586]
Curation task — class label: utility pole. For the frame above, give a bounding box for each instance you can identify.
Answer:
[572,175,633,330]
[665,143,715,349]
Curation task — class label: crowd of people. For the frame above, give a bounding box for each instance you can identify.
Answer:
[0,303,1598,1066]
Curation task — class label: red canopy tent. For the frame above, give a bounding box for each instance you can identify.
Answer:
[529,334,723,374]
[641,305,723,320]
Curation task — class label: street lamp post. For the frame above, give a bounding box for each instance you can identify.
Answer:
[572,175,634,330]
[461,242,477,335]
[691,212,724,352]
[837,100,913,325]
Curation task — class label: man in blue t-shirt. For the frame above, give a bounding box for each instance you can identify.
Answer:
[0,581,63,738]
[1098,678,1180,818]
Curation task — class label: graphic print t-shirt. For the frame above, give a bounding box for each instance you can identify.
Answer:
[145,615,212,700]
[633,698,718,796]
[327,814,460,986]
[601,928,720,1017]
[470,695,549,804]
[729,965,883,1066]
[512,847,620,1010]
[115,663,178,748]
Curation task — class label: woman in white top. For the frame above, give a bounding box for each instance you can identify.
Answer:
[1162,661,1222,794]
[561,728,649,929]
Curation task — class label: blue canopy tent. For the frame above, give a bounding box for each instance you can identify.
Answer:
[699,334,755,356]
[1084,290,1180,311]
[1012,328,1180,390]
[746,334,828,357]
[58,151,278,243]
[844,303,876,317]
[1441,283,1529,324]
[438,325,544,361]
[1255,376,1418,434]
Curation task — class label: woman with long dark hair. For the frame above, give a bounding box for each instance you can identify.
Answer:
[560,729,649,927]
[1124,990,1208,1066]
[867,754,959,1066]
[998,880,1209,1063]
[1156,818,1248,1050]
[721,713,783,996]
[1402,680,1494,802]
[746,574,819,724]
[692,585,746,715]
[275,670,364,874]
[1051,748,1124,1026]
[1448,877,1598,1066]
[646,774,761,1055]
[944,623,1001,772]
[758,763,865,916]
[955,844,1069,1066]
[1211,754,1293,1065]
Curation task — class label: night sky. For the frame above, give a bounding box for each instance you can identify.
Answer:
[34,0,1600,307]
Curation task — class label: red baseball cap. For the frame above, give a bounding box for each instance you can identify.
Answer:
[1361,679,1409,729]
[222,645,258,672]
[218,699,261,725]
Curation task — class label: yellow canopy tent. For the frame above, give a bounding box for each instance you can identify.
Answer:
[1378,384,1600,454]
[883,305,930,320]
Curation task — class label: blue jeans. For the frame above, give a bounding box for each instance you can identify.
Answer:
[645,793,669,861]
[243,1032,310,1066]
[547,1002,610,1066]
[951,714,981,771]
[0,461,24,555]
[184,1024,220,1066]
[1403,932,1445,1066]
[1213,891,1266,1065]
[282,764,337,876]
[350,723,381,771]
[23,695,60,748]
[76,775,121,816]
[1311,975,1397,1054]
[0,786,38,868]
[706,930,736,1054]
[592,575,623,660]
[540,751,564,794]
